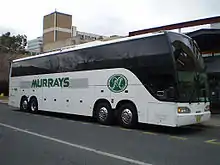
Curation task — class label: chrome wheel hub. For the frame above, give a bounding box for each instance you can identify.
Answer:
[30,102,37,111]
[121,109,133,125]
[22,100,28,110]
[98,107,108,121]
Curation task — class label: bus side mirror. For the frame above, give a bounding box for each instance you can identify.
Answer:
[157,91,165,97]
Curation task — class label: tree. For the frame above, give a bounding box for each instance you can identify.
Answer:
[0,32,27,54]
[0,32,29,96]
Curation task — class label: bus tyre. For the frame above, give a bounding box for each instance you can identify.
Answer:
[118,103,138,128]
[29,97,38,113]
[95,102,113,125]
[20,97,28,111]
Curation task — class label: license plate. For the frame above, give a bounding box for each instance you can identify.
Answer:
[196,115,202,122]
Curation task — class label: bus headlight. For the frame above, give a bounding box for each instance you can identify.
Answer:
[204,105,210,112]
[178,107,191,113]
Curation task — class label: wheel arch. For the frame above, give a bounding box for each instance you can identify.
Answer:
[116,99,137,111]
[93,98,111,117]
[20,95,28,105]
[29,95,37,102]
[115,100,138,118]
[20,95,28,101]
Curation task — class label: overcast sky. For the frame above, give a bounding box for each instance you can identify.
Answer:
[0,0,219,40]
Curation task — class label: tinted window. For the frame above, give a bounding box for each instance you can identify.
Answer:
[12,34,170,77]
[168,33,196,71]
[12,34,176,101]
[168,32,209,102]
[12,57,49,76]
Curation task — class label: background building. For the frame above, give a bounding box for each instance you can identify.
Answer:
[72,26,108,40]
[27,36,43,54]
[42,11,109,52]
[43,11,72,51]
[27,11,124,53]
[102,35,125,41]
[211,22,220,29]
[129,16,220,36]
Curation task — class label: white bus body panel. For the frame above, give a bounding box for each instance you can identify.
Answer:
[9,68,210,127]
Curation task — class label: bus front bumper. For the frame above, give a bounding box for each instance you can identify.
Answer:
[176,111,211,127]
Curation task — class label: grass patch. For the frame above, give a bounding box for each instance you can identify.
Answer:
[0,96,8,100]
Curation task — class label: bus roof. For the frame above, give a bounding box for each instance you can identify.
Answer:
[13,31,167,63]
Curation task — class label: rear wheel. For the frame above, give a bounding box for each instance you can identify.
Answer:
[20,97,28,111]
[95,102,114,125]
[29,97,38,113]
[118,103,138,128]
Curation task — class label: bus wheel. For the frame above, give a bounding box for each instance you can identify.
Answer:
[118,103,138,128]
[20,97,28,111]
[95,102,113,125]
[29,97,38,113]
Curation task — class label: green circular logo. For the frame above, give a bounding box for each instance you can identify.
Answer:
[107,74,128,93]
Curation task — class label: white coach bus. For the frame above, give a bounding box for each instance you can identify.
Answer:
[8,31,211,128]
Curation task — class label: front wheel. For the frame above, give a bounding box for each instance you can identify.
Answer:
[29,97,38,113]
[118,103,138,128]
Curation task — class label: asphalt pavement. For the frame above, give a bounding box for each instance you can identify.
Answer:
[0,103,220,165]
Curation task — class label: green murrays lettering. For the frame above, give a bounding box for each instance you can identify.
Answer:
[38,79,42,87]
[48,78,53,88]
[31,79,38,88]
[53,78,59,87]
[43,79,47,87]
[58,78,64,87]
[64,77,70,87]
[31,77,70,88]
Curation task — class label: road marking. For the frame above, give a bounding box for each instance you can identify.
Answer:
[0,122,152,165]
[142,131,157,135]
[53,118,63,121]
[43,116,52,119]
[120,128,132,131]
[80,122,90,125]
[169,136,187,141]
[99,125,110,128]
[205,139,220,145]
[33,114,39,117]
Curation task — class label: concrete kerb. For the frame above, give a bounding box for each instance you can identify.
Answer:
[0,100,8,104]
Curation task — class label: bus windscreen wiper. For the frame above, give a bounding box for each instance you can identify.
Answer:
[189,87,195,104]
[189,75,200,104]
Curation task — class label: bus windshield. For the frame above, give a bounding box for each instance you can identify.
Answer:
[169,32,209,103]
